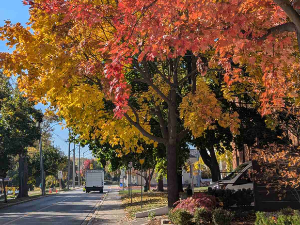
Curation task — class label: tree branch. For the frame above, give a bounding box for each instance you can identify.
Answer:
[177,129,189,142]
[155,105,168,139]
[136,172,147,179]
[178,69,198,86]
[149,61,175,88]
[124,113,167,144]
[257,22,296,41]
[133,61,173,105]
[273,0,300,32]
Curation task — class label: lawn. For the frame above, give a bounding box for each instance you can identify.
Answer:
[120,191,168,218]
[193,186,208,192]
[119,189,143,195]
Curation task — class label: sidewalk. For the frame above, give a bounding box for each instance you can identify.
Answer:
[91,190,149,225]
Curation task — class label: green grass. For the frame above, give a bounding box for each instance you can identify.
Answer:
[120,191,168,218]
[119,189,142,195]
[194,186,208,192]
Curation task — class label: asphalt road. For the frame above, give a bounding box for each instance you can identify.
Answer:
[0,188,104,225]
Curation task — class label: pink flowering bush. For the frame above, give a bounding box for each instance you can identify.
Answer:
[173,193,217,214]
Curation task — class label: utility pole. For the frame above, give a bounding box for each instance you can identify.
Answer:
[38,120,45,196]
[78,145,81,187]
[73,142,75,188]
[67,129,71,190]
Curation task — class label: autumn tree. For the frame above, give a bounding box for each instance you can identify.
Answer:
[4,0,300,206]
[0,0,234,206]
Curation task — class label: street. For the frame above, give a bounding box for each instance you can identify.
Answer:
[0,188,104,225]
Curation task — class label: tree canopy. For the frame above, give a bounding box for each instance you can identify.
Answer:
[2,0,300,206]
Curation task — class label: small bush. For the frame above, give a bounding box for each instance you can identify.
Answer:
[169,209,194,225]
[208,189,235,208]
[208,188,254,208]
[255,212,275,225]
[212,208,234,225]
[173,193,216,214]
[235,189,254,207]
[194,207,212,225]
[234,209,252,220]
[279,207,294,216]
[255,210,300,225]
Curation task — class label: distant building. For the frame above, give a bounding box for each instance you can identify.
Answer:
[122,148,215,188]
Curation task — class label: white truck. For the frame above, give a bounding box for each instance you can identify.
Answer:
[85,170,104,193]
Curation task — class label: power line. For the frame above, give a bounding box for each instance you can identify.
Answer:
[52,132,68,144]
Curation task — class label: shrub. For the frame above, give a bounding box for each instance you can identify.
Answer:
[280,207,294,216]
[173,193,216,214]
[194,207,212,225]
[208,188,254,208]
[234,209,255,222]
[169,209,194,225]
[235,189,254,207]
[212,208,234,225]
[255,210,300,225]
[255,212,275,225]
[209,189,236,208]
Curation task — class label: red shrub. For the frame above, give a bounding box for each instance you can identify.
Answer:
[173,193,216,214]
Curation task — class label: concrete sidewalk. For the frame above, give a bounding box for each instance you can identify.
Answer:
[90,190,149,225]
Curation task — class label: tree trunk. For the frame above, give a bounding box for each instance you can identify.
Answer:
[167,143,178,207]
[146,168,155,191]
[157,175,164,192]
[199,148,221,182]
[2,178,7,203]
[145,178,149,192]
[18,153,29,198]
[177,172,183,192]
[167,87,179,207]
[208,148,221,182]
[210,163,221,182]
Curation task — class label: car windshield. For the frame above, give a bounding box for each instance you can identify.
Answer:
[222,163,249,180]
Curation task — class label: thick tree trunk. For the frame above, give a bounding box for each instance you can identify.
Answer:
[209,148,221,182]
[210,163,221,182]
[18,154,29,198]
[199,148,221,182]
[157,175,164,192]
[166,86,179,207]
[2,178,7,203]
[167,143,178,207]
[177,172,183,192]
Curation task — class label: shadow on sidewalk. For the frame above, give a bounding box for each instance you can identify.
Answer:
[91,191,149,225]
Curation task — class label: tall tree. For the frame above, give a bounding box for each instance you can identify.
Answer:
[0,73,41,198]
[3,0,300,206]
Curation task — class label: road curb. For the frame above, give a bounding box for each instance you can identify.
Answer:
[81,192,107,225]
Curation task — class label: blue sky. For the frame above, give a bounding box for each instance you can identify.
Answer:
[0,1,93,158]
